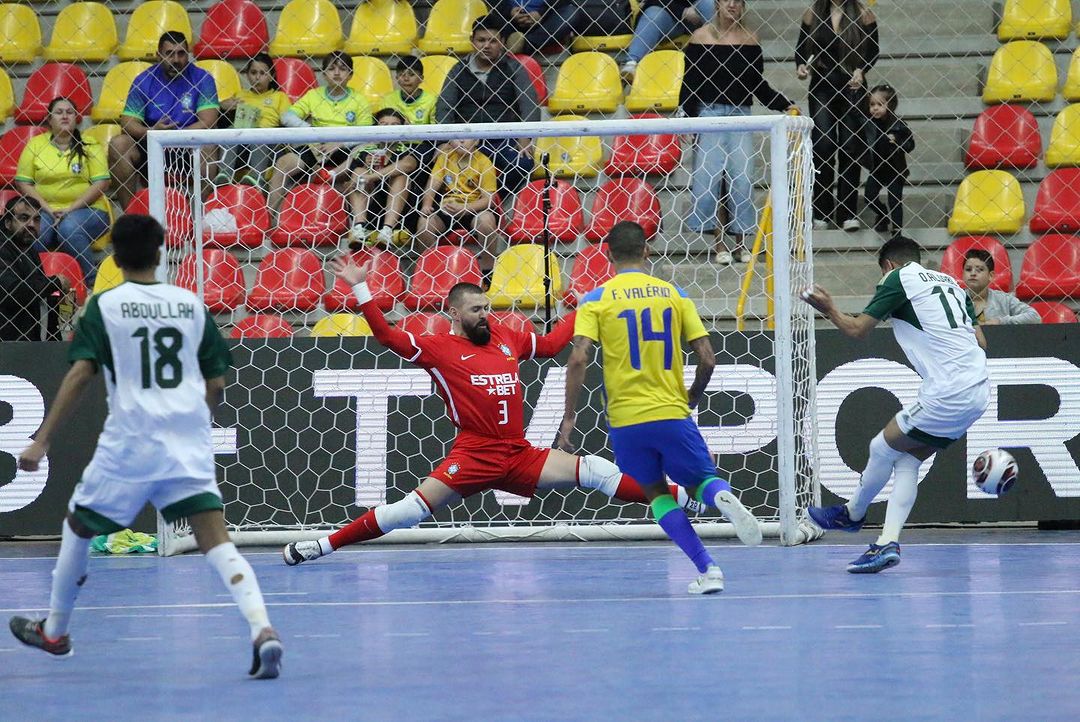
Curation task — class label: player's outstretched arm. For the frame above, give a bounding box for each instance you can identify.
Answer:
[686,336,716,410]
[801,284,879,340]
[533,311,578,358]
[558,335,594,452]
[18,360,97,471]
[331,255,427,362]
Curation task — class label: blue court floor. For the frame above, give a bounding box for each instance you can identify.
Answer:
[1,529,1078,722]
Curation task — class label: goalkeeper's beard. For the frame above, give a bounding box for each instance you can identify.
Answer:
[462,318,491,345]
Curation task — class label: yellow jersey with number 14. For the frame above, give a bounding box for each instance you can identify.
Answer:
[574,270,710,428]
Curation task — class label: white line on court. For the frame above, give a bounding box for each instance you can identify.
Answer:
[214,592,308,597]
[106,613,224,618]
[651,626,701,632]
[1018,621,1069,626]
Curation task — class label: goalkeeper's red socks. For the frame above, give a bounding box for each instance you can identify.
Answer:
[614,477,693,507]
[327,509,383,550]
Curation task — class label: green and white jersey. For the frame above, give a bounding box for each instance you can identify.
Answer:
[863,262,988,402]
[69,281,232,482]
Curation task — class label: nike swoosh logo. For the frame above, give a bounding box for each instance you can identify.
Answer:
[460,354,476,361]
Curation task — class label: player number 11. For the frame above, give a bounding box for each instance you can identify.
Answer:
[617,307,674,370]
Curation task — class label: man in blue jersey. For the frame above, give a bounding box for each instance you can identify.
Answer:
[559,221,761,594]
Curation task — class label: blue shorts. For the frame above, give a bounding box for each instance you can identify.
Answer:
[608,417,717,488]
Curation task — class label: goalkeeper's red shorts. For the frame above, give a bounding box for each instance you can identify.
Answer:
[427,431,550,499]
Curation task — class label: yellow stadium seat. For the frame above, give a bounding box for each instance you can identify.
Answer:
[419,55,459,95]
[348,56,393,107]
[572,0,638,52]
[310,314,373,337]
[1064,48,1080,103]
[43,2,118,62]
[92,62,151,122]
[997,0,1071,41]
[117,1,193,61]
[93,255,124,295]
[84,123,123,148]
[0,4,41,63]
[625,50,684,113]
[345,0,417,56]
[548,52,623,114]
[947,170,1025,235]
[1046,105,1080,167]
[0,68,12,121]
[982,40,1057,104]
[533,116,603,178]
[269,0,343,57]
[417,0,487,55]
[197,60,242,102]
[488,245,563,310]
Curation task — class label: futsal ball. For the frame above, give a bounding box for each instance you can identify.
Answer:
[972,449,1018,496]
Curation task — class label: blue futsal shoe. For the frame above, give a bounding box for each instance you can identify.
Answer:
[847,542,901,574]
[807,504,864,532]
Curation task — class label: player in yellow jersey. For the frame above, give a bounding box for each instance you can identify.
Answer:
[559,221,761,594]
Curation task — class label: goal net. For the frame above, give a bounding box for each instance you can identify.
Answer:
[146,115,819,555]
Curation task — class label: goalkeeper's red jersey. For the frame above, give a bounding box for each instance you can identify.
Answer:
[358,299,575,439]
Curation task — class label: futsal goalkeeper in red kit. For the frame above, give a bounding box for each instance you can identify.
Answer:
[283,256,702,565]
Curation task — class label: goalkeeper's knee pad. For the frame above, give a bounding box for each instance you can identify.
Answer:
[577,455,623,497]
[373,491,431,532]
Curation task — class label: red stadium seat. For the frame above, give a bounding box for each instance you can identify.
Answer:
[0,125,46,184]
[1028,301,1077,323]
[1015,234,1080,300]
[38,251,87,304]
[512,53,548,106]
[203,184,269,248]
[323,248,404,311]
[176,249,246,312]
[1030,168,1080,233]
[964,105,1041,170]
[584,178,661,242]
[247,248,326,311]
[195,0,269,59]
[231,313,294,338]
[269,183,348,247]
[489,309,534,334]
[273,57,319,102]
[403,246,482,310]
[14,63,93,124]
[0,188,21,207]
[564,243,614,306]
[605,114,681,176]
[505,180,584,244]
[398,312,451,336]
[939,236,1013,291]
[125,188,193,247]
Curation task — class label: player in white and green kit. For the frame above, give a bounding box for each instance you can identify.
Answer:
[10,214,283,678]
[801,236,989,573]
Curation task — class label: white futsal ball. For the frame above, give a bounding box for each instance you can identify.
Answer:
[972,449,1018,496]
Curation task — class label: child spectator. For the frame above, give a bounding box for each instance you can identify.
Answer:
[215,53,291,187]
[962,249,1040,325]
[380,56,438,127]
[862,84,914,235]
[348,109,418,248]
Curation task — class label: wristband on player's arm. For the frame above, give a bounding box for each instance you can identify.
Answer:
[351,282,373,305]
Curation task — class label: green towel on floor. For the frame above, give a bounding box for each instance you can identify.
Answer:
[91,529,158,554]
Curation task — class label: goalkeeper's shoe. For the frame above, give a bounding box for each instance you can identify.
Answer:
[687,564,724,595]
[713,490,763,546]
[9,616,72,657]
[249,627,283,679]
[808,504,865,533]
[283,540,323,566]
[847,542,901,574]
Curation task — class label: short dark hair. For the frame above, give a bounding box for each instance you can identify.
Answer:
[869,84,899,113]
[158,31,188,51]
[322,50,352,72]
[2,194,39,232]
[374,107,407,124]
[111,214,164,272]
[964,248,995,273]
[472,13,507,40]
[605,221,648,262]
[877,234,922,268]
[394,55,424,75]
[447,282,484,309]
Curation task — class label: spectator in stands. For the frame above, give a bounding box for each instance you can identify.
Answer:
[0,196,70,342]
[501,0,584,55]
[15,97,111,283]
[268,51,373,214]
[861,84,914,235]
[436,15,540,199]
[215,53,291,188]
[621,0,714,82]
[348,109,418,249]
[110,32,220,207]
[795,0,879,231]
[681,0,798,265]
[963,249,1040,325]
[381,56,438,127]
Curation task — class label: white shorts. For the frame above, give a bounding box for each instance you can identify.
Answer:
[895,382,990,449]
[69,472,223,535]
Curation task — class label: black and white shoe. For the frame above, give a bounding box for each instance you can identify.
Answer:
[283,540,323,566]
[249,627,283,679]
[9,616,72,657]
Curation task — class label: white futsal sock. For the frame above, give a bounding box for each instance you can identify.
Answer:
[43,519,92,640]
[845,431,905,521]
[876,453,923,545]
[205,542,270,641]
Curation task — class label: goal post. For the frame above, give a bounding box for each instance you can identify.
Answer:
[145,115,821,555]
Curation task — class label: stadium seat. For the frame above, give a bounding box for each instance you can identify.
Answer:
[84,123,123,148]
[247,248,326,312]
[269,0,343,57]
[939,236,1013,291]
[398,312,451,336]
[349,56,393,107]
[505,180,584,244]
[345,0,417,55]
[564,243,614,306]
[403,246,482,310]
[38,252,87,305]
[14,64,93,124]
[625,50,684,113]
[1030,168,1080,233]
[323,248,404,312]
[195,0,269,59]
[997,0,1071,41]
[0,68,11,121]
[273,57,319,103]
[176,249,246,313]
[964,105,1041,170]
[1015,234,1080,300]
[43,2,118,63]
[419,55,459,95]
[202,184,270,248]
[584,178,661,242]
[231,314,294,338]
[982,41,1057,104]
[0,187,19,208]
[0,125,46,184]
[605,114,682,175]
[196,60,242,102]
[270,183,349,247]
[1064,49,1080,103]
[311,314,374,337]
[1028,301,1078,323]
[0,4,41,63]
[417,0,487,55]
[118,1,193,61]
[1046,105,1080,167]
[93,255,124,295]
[125,188,194,247]
[548,52,623,114]
[946,170,1025,235]
[571,0,637,52]
[489,309,534,334]
[512,54,548,106]
[92,62,151,123]
[488,244,563,309]
[534,115,603,178]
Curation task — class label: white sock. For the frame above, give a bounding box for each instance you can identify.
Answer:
[205,542,270,641]
[877,453,923,545]
[44,519,92,639]
[845,431,905,521]
[318,537,334,555]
